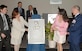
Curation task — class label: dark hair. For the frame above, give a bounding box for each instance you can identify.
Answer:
[58,7,69,22]
[12,9,19,19]
[18,1,22,4]
[28,5,32,7]
[0,5,7,9]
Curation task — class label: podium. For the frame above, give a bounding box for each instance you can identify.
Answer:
[26,19,45,51]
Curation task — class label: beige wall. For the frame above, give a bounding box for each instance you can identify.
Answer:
[0,0,82,17]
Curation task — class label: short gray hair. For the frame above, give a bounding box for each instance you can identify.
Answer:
[73,5,80,11]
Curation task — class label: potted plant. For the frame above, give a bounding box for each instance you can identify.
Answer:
[45,22,56,48]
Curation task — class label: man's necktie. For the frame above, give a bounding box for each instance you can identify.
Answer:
[3,15,9,30]
[30,12,32,16]
[19,8,22,14]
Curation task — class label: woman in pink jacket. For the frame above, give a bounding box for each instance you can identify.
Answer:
[51,8,69,51]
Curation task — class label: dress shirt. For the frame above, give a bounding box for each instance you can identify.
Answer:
[75,13,80,17]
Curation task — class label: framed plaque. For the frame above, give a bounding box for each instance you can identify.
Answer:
[28,19,45,44]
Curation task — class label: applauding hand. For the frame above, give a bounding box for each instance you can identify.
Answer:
[25,29,28,32]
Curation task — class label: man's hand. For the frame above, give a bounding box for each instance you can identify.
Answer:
[1,33,6,39]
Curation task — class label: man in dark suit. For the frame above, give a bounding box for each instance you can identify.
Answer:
[26,5,38,22]
[0,5,11,51]
[68,5,82,51]
[14,1,25,19]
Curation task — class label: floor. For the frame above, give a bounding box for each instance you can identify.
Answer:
[20,34,70,49]
[2,34,82,51]
[2,48,69,51]
[20,34,82,51]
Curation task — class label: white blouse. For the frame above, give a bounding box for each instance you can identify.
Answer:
[11,16,28,39]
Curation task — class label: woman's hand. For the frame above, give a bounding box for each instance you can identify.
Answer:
[67,32,70,35]
[50,27,58,32]
[54,28,58,31]
[25,29,28,32]
[50,29,53,32]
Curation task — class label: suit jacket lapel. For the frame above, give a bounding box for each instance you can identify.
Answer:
[0,14,4,31]
[0,14,3,22]
[75,14,80,19]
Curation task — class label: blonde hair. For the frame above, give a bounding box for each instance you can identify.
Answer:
[73,5,80,11]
